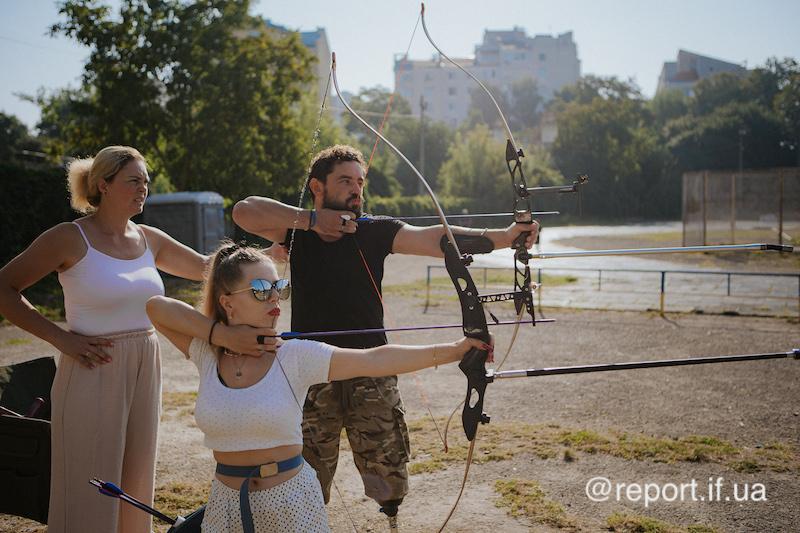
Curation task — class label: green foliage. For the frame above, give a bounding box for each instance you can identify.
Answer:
[465,78,543,132]
[40,0,314,203]
[0,163,75,266]
[366,195,472,218]
[294,87,355,205]
[551,77,673,219]
[0,113,43,163]
[466,83,511,130]
[665,101,792,171]
[438,124,508,212]
[509,78,544,131]
[664,58,799,172]
[772,60,800,164]
[341,86,455,197]
[648,89,689,128]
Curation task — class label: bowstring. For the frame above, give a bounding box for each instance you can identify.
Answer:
[352,10,449,450]
[282,65,333,278]
[277,66,360,533]
[363,13,420,178]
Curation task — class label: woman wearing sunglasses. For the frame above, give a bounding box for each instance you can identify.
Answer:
[145,240,492,532]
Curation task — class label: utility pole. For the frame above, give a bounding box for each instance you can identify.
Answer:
[418,95,427,195]
[738,127,746,173]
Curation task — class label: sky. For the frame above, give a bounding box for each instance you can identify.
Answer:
[2,0,799,130]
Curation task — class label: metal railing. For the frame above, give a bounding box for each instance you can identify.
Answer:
[423,265,800,317]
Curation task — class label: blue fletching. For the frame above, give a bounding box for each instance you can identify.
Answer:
[102,481,124,495]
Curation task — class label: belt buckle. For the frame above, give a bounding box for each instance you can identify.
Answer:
[259,462,279,478]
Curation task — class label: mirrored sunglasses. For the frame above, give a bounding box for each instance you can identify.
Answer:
[227,278,291,301]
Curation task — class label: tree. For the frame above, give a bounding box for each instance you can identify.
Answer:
[41,0,314,202]
[772,60,800,165]
[341,86,456,198]
[665,60,800,171]
[0,113,42,164]
[666,101,793,171]
[508,78,543,131]
[438,124,563,214]
[439,124,507,212]
[552,76,673,219]
[466,83,510,130]
[648,88,689,129]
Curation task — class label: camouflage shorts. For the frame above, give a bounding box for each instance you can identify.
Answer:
[301,375,410,504]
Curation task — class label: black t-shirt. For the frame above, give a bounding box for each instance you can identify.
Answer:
[285,218,404,349]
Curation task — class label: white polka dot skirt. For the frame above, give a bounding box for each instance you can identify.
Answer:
[201,461,330,532]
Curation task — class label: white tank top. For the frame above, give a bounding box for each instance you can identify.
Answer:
[58,222,165,336]
[189,338,333,452]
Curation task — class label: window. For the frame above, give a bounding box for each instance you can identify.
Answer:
[539,53,546,61]
[448,87,457,96]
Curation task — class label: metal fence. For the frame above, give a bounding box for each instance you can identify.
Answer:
[423,265,800,318]
[682,167,800,247]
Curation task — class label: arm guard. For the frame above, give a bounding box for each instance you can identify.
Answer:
[440,233,495,255]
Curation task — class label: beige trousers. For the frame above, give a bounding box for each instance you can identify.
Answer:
[48,329,161,533]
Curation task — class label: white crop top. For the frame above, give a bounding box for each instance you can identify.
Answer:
[188,337,333,452]
[58,222,165,336]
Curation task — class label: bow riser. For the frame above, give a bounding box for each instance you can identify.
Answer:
[442,240,491,441]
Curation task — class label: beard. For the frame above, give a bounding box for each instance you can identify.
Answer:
[321,190,363,217]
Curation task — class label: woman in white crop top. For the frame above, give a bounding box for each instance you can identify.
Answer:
[0,147,276,533]
[145,241,493,533]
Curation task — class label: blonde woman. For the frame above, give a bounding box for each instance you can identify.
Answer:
[0,146,271,532]
[145,242,492,532]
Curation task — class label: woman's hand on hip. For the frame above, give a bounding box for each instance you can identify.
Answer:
[55,332,114,369]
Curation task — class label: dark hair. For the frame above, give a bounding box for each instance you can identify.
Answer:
[201,240,271,354]
[307,144,366,200]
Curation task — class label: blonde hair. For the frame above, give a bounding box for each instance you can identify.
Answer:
[66,145,146,213]
[201,240,272,354]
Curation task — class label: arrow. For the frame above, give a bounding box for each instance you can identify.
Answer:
[529,243,793,260]
[488,349,800,380]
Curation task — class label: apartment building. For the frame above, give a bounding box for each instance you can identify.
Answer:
[657,49,746,97]
[395,28,580,128]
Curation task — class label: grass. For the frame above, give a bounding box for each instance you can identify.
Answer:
[163,277,204,307]
[405,418,798,475]
[4,337,31,346]
[607,511,718,533]
[161,391,198,421]
[153,481,209,533]
[494,479,577,529]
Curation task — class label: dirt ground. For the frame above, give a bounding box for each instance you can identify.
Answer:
[1,253,799,532]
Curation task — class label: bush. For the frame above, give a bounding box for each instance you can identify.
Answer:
[0,163,75,266]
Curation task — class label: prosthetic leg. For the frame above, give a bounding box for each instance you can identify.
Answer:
[379,499,402,532]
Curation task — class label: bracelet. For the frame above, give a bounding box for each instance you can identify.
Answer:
[208,320,219,345]
[308,209,316,230]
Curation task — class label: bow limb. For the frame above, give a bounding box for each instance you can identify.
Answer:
[331,53,492,441]
[420,3,517,148]
[421,2,537,328]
